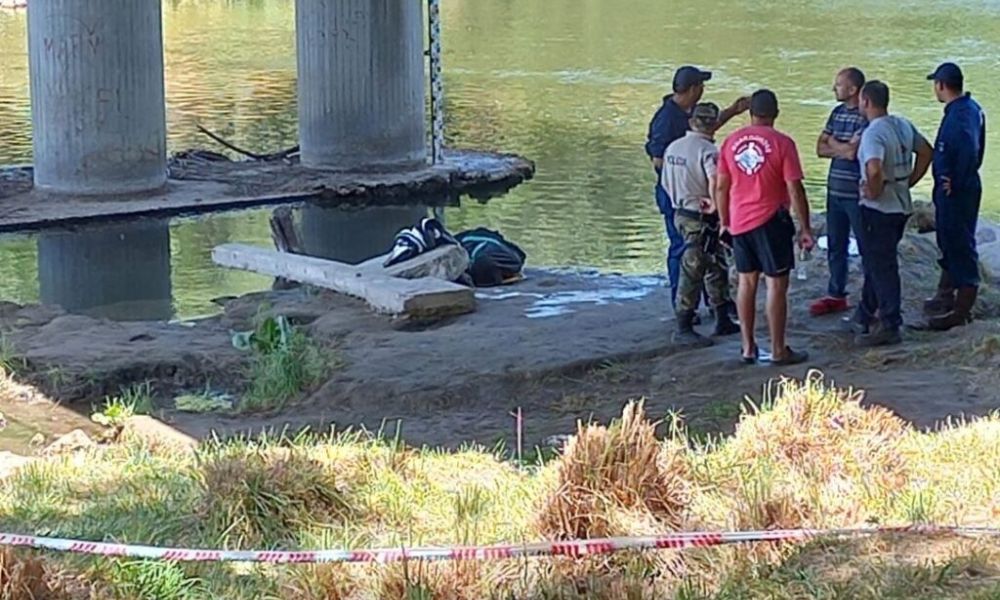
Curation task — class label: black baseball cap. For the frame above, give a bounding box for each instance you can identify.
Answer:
[673,66,712,92]
[750,89,779,118]
[927,62,963,86]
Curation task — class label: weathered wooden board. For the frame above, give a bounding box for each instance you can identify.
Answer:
[212,244,475,318]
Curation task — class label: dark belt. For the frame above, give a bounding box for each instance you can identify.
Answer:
[676,208,719,223]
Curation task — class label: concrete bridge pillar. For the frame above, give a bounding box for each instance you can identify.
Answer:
[295,0,426,171]
[27,0,167,195]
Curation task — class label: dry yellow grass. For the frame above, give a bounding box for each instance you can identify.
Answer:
[0,548,84,600]
[1,371,1000,599]
[537,400,689,540]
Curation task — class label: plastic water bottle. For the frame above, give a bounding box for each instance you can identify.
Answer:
[796,248,811,281]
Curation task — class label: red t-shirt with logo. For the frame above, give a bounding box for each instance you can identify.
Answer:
[718,125,804,236]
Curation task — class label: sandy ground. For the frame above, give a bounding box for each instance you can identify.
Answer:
[3,225,999,454]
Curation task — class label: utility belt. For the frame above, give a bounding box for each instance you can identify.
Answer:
[675,207,719,223]
[674,208,730,254]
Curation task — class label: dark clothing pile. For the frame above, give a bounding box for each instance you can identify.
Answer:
[455,228,527,287]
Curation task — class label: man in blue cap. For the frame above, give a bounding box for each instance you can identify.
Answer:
[645,66,749,319]
[924,62,987,330]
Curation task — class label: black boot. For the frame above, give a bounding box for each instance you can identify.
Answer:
[929,286,977,331]
[674,310,713,347]
[923,270,955,316]
[713,304,741,336]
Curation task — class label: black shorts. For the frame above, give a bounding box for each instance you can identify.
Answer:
[733,210,795,277]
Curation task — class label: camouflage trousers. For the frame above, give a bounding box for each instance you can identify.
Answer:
[674,213,733,314]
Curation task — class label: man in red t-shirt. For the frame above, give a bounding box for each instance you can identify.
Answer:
[717,89,815,366]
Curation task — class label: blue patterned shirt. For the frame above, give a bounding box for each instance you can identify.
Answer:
[823,104,867,201]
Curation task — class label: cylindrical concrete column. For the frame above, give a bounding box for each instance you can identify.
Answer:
[299,205,428,264]
[38,220,173,321]
[295,0,426,171]
[27,0,167,195]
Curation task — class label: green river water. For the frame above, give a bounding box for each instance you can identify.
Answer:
[0,0,998,319]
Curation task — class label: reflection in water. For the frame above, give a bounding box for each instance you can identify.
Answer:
[2,0,999,315]
[298,205,429,264]
[37,221,174,321]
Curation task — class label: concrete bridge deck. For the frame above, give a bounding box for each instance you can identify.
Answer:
[0,149,534,233]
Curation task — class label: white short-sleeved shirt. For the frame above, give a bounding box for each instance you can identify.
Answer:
[661,131,719,213]
[858,115,926,215]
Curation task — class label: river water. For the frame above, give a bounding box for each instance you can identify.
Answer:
[0,0,998,319]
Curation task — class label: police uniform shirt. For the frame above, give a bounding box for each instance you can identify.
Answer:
[660,131,719,213]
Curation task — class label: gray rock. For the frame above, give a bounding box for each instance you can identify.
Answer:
[120,416,198,453]
[0,452,34,479]
[543,434,573,450]
[42,429,95,455]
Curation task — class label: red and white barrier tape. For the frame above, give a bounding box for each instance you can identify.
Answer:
[1,526,998,564]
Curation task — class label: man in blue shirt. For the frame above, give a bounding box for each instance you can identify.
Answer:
[645,66,748,316]
[810,67,867,317]
[925,62,987,331]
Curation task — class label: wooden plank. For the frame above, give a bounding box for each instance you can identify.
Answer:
[212,243,475,318]
[356,244,470,280]
[269,207,302,290]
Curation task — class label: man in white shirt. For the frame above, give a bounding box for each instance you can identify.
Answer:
[853,80,933,346]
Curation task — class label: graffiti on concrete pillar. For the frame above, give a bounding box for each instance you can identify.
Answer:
[96,88,122,129]
[42,19,103,61]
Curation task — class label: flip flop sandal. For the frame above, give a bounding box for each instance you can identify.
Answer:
[739,345,759,365]
[771,346,809,366]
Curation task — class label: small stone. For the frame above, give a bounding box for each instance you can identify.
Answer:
[42,429,95,456]
[543,434,573,450]
[120,416,198,453]
[29,433,46,447]
[0,452,35,480]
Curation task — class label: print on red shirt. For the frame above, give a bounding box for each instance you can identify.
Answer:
[719,126,803,236]
[733,137,769,176]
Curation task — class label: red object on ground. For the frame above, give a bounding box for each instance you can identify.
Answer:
[809,296,849,317]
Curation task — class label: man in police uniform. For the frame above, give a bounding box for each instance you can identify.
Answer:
[924,62,987,330]
[661,103,741,346]
[645,66,749,319]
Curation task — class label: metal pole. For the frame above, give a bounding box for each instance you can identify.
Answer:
[428,0,445,164]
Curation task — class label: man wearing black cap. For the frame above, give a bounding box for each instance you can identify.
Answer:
[924,62,987,331]
[645,66,749,314]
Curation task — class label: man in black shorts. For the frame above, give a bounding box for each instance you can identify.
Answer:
[716,90,815,366]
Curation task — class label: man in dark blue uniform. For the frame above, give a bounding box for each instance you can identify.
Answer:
[645,66,749,316]
[924,62,987,330]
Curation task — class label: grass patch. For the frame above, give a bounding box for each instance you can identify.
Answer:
[2,371,1000,598]
[235,315,331,413]
[90,382,154,429]
[101,559,201,600]
[196,439,352,548]
[0,335,26,376]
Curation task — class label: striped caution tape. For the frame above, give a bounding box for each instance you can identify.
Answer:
[1,526,998,564]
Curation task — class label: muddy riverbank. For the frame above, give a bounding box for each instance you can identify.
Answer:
[2,220,1000,453]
